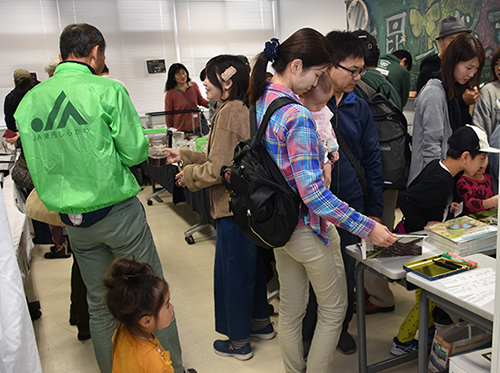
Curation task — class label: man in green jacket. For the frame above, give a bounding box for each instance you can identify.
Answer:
[15,23,184,373]
[377,50,412,109]
[352,29,403,111]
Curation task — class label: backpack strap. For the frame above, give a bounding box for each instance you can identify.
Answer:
[357,79,399,110]
[251,96,309,215]
[251,96,298,145]
[331,117,370,210]
[250,104,257,136]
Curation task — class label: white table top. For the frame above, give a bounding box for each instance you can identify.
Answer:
[406,253,495,322]
[346,240,443,281]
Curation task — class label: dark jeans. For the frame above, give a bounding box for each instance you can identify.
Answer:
[338,228,359,333]
[214,216,270,341]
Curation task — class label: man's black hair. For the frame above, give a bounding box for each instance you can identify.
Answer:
[60,23,106,61]
[392,50,413,71]
[325,30,366,66]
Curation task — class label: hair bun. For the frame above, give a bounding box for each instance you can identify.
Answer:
[264,38,280,63]
[110,258,153,280]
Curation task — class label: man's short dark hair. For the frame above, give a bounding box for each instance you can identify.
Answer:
[392,50,413,71]
[60,23,106,61]
[326,30,366,66]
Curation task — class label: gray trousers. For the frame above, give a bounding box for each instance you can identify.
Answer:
[66,196,183,373]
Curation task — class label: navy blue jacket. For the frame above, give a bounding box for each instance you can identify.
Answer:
[327,91,384,218]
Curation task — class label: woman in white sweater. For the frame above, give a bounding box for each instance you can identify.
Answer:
[473,48,500,139]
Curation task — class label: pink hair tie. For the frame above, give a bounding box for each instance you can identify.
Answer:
[123,275,134,280]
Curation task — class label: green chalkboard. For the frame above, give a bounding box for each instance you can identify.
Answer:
[346,0,500,90]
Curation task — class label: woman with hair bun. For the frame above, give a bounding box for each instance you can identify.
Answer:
[249,28,396,372]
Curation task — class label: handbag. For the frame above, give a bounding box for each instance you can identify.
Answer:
[11,154,34,190]
[25,189,65,226]
[220,97,305,250]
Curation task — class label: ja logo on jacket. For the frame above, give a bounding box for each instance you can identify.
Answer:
[31,91,87,132]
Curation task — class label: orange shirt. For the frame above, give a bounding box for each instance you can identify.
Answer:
[112,324,173,373]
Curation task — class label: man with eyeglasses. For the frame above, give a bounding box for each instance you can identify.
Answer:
[324,30,385,355]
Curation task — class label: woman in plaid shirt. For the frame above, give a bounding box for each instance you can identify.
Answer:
[248,28,396,373]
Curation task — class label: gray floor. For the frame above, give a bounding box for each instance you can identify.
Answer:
[26,188,419,373]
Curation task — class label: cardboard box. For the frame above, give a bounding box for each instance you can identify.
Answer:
[449,347,491,373]
[428,324,491,372]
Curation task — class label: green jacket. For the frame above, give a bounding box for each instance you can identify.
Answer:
[15,62,147,214]
[377,54,410,108]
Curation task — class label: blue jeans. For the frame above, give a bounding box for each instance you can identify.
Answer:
[214,216,270,341]
[66,197,183,373]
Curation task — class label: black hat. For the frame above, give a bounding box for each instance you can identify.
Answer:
[448,125,500,154]
[353,29,379,51]
[436,16,471,40]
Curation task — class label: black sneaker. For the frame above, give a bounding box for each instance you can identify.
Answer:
[336,331,357,354]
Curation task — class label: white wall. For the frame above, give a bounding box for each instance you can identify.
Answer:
[278,0,346,39]
[0,0,347,124]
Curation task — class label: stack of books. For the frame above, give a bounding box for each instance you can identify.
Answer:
[425,216,497,256]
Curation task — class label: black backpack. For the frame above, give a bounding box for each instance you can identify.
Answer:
[220,97,304,250]
[356,79,411,190]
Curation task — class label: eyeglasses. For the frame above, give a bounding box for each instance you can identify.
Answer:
[337,64,367,78]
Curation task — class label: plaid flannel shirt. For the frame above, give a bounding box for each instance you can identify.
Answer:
[256,82,375,246]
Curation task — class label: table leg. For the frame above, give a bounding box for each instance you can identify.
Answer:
[356,262,368,373]
[418,289,429,373]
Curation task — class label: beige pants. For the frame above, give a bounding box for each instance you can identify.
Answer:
[274,225,346,373]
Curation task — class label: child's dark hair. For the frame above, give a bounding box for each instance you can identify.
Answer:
[446,148,483,160]
[205,54,249,106]
[104,258,169,334]
[248,28,334,106]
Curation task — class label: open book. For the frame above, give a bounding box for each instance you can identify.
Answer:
[360,235,423,259]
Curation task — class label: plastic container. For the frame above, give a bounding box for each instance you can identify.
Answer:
[144,128,170,166]
[171,130,185,149]
[148,146,168,167]
[144,128,171,147]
